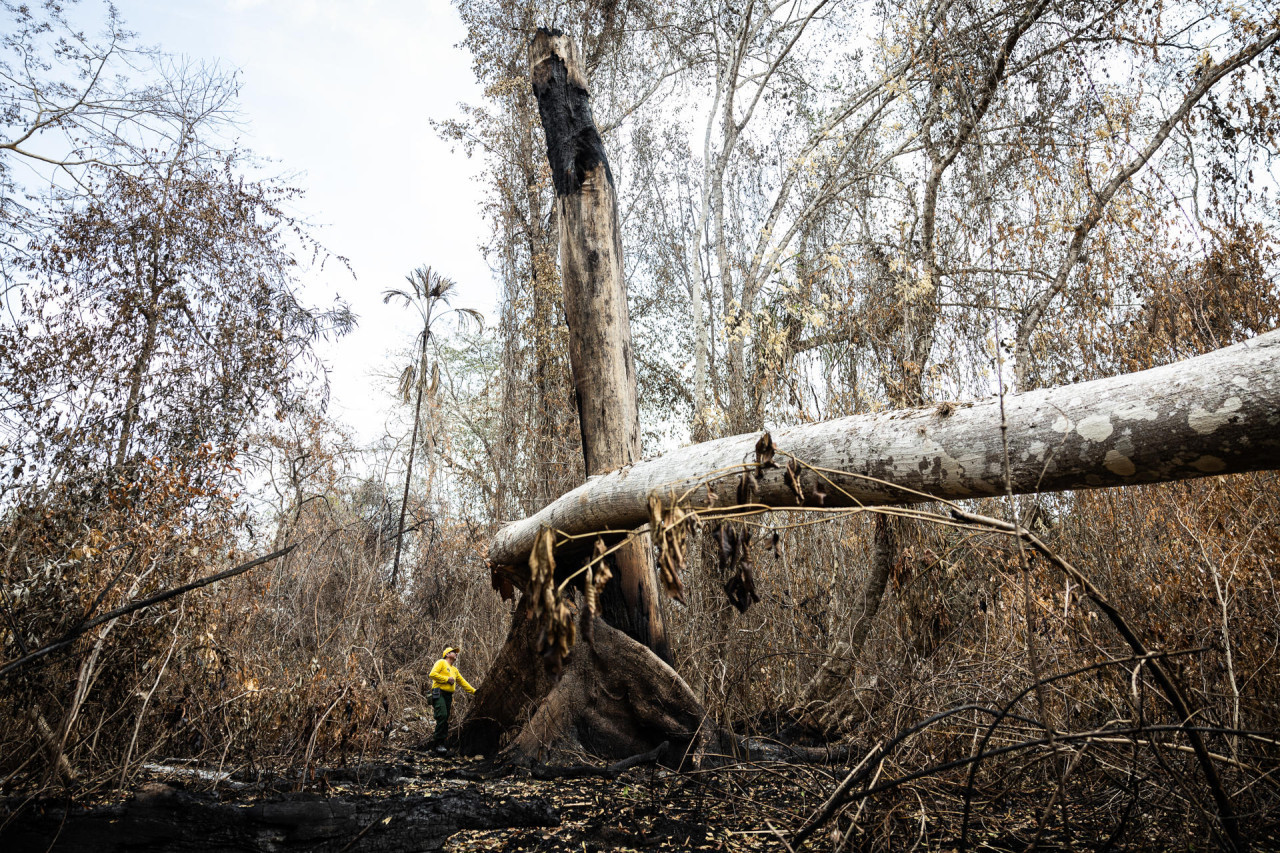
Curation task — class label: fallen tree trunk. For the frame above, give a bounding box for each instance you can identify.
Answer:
[490,330,1280,568]
[1,782,558,852]
[469,27,1280,775]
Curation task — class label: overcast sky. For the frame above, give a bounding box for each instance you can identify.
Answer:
[112,0,493,443]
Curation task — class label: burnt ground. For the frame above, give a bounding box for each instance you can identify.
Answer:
[0,748,811,853]
[5,747,1279,851]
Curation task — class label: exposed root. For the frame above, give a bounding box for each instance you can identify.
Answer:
[529,741,669,780]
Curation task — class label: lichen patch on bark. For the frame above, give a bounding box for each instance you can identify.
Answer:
[1189,396,1243,434]
[1077,414,1113,442]
[1114,402,1159,422]
[1193,455,1227,473]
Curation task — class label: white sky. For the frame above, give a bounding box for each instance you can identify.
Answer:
[113,0,493,443]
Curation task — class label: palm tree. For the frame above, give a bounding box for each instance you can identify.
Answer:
[382,266,482,587]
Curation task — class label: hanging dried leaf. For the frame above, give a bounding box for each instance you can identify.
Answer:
[537,597,576,677]
[660,535,687,604]
[592,559,612,598]
[526,527,557,622]
[784,458,805,504]
[584,540,603,623]
[525,527,576,671]
[736,525,753,567]
[724,560,761,613]
[700,486,719,529]
[717,523,736,572]
[397,364,416,403]
[581,578,596,643]
[754,432,778,469]
[582,538,613,643]
[736,470,759,506]
[647,493,663,537]
[427,361,440,396]
[715,519,758,612]
[649,495,688,604]
[770,530,782,560]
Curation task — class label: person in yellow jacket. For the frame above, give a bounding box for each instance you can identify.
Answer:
[428,646,475,753]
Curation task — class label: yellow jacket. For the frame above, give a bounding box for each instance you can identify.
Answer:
[429,659,475,694]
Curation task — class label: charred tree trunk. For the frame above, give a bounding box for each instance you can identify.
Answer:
[459,607,704,763]
[3,783,557,852]
[456,605,558,756]
[528,28,667,660]
[459,30,686,764]
[500,617,707,766]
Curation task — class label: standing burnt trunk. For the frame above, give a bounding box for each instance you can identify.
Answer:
[528,28,668,661]
[457,30,689,760]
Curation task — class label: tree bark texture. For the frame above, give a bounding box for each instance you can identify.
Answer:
[528,28,668,660]
[1,783,558,852]
[499,617,707,767]
[491,330,1280,568]
[455,605,561,757]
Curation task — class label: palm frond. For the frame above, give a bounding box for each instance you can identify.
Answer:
[405,265,439,301]
[398,364,416,403]
[454,307,485,331]
[431,276,459,302]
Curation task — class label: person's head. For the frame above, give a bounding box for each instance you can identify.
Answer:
[443,646,460,663]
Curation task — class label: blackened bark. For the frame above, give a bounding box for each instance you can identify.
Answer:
[459,30,678,759]
[455,605,558,756]
[530,29,614,199]
[1,784,558,852]
[500,618,705,767]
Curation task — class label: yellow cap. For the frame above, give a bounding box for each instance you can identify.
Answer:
[443,646,458,656]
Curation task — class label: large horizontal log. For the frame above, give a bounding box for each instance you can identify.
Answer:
[490,330,1280,569]
[2,783,558,852]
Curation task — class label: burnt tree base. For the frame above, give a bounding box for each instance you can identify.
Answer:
[0,782,557,852]
[457,611,851,771]
[454,605,560,757]
[458,613,708,767]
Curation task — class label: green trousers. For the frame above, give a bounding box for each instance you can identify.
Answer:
[431,690,454,746]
